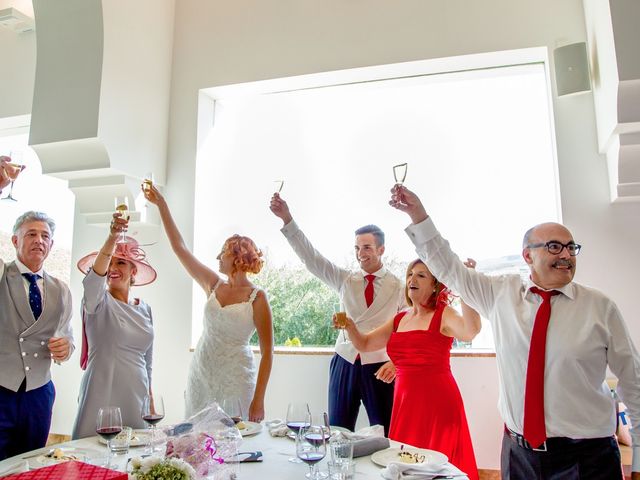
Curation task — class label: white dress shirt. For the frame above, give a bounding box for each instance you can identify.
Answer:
[405,217,640,470]
[282,220,404,364]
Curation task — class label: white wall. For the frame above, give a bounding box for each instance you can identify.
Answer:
[0,0,35,118]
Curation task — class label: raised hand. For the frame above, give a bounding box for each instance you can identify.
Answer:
[388,185,428,224]
[463,258,477,269]
[269,193,293,225]
[0,155,11,190]
[110,212,129,238]
[142,184,165,206]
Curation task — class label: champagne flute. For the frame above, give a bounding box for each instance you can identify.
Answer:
[142,394,165,454]
[96,406,122,468]
[297,423,328,479]
[286,402,310,463]
[393,162,408,185]
[2,151,26,201]
[274,180,284,194]
[334,303,349,345]
[142,172,154,192]
[114,196,130,243]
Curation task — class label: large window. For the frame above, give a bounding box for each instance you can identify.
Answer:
[0,120,75,283]
[193,51,559,350]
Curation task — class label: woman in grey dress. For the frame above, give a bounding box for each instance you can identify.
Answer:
[72,213,157,439]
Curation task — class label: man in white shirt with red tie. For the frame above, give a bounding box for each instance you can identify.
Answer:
[270,193,404,435]
[390,184,640,480]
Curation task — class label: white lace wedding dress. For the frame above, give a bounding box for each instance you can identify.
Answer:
[185,280,259,418]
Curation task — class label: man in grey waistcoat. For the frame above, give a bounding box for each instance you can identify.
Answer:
[0,192,74,458]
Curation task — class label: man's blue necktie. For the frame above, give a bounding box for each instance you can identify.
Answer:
[22,273,42,320]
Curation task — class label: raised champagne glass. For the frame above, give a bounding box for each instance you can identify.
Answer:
[393,162,408,185]
[274,180,284,194]
[114,196,130,243]
[2,151,26,201]
[142,172,154,192]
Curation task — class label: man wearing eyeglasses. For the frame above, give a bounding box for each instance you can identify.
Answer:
[390,185,639,480]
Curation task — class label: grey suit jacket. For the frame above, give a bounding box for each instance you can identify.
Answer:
[0,260,74,392]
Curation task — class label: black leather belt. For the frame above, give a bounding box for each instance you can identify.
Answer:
[505,426,548,451]
[504,426,615,454]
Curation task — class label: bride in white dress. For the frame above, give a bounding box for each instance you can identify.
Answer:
[144,186,273,421]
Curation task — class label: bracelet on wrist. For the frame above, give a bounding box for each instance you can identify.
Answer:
[98,250,112,257]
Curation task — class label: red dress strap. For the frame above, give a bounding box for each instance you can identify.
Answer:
[393,311,409,332]
[428,303,446,333]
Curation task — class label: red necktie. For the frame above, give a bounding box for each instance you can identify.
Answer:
[523,287,560,448]
[364,274,376,307]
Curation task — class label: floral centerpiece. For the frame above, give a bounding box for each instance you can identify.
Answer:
[129,456,197,480]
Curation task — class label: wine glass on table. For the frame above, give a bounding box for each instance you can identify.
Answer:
[297,422,328,479]
[142,394,165,454]
[286,402,310,463]
[114,196,130,243]
[1,151,26,201]
[307,412,331,442]
[96,406,122,468]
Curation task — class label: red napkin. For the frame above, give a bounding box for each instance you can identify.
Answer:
[1,461,127,479]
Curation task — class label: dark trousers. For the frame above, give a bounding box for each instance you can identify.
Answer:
[501,429,624,480]
[328,354,394,436]
[0,380,55,460]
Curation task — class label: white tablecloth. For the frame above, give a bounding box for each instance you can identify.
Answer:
[0,427,469,479]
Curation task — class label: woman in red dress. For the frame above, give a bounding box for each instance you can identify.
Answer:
[336,258,480,480]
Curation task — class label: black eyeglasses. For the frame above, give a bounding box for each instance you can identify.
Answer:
[526,241,581,256]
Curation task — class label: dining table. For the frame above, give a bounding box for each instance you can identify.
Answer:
[0,424,469,479]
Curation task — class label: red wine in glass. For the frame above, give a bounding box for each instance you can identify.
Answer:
[304,431,331,447]
[298,451,325,464]
[142,414,164,426]
[286,421,310,434]
[96,426,122,441]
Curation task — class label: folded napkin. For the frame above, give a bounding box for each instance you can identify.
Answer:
[381,460,468,480]
[352,436,390,458]
[265,419,289,437]
[0,460,29,477]
[340,424,385,440]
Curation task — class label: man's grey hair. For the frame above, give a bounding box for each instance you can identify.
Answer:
[13,211,56,236]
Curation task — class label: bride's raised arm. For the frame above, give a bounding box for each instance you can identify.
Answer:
[143,184,219,293]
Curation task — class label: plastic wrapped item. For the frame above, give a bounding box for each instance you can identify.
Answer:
[163,403,241,479]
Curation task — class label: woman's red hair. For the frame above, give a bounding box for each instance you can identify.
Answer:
[221,235,264,275]
[404,259,452,310]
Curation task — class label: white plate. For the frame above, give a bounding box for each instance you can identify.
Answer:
[370,447,448,467]
[237,421,262,437]
[97,429,151,447]
[27,447,102,469]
